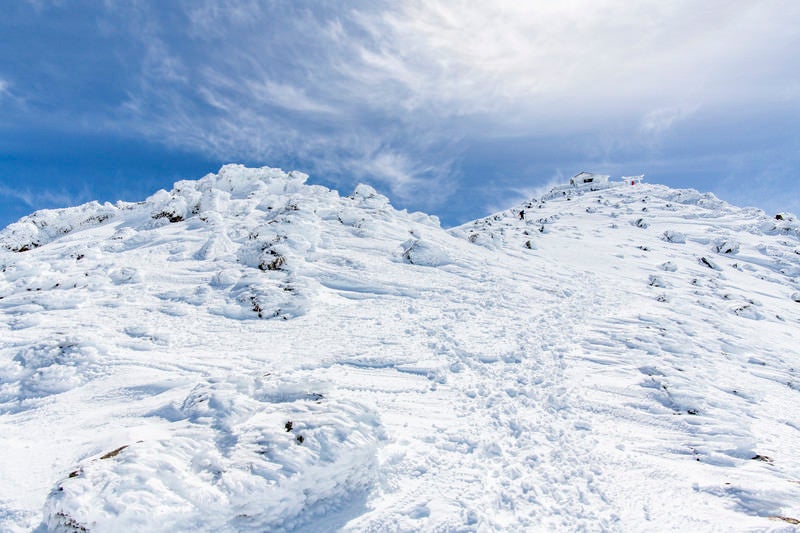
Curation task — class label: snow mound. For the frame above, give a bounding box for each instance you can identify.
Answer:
[349,183,390,209]
[206,164,308,199]
[660,188,726,209]
[662,230,686,243]
[401,238,452,267]
[44,374,384,532]
[761,212,800,238]
[211,270,313,320]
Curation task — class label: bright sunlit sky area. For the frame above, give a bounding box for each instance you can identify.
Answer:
[1,1,798,228]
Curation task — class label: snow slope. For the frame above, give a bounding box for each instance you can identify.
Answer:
[0,166,799,531]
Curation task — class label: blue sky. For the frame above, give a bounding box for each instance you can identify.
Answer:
[1,1,799,228]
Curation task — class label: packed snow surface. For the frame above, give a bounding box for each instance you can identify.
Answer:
[1,165,799,531]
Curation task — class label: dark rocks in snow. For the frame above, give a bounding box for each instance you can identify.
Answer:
[699,257,721,270]
[9,243,40,253]
[250,296,264,318]
[713,239,740,255]
[99,445,129,460]
[770,516,800,526]
[50,511,89,532]
[632,218,649,229]
[152,211,185,223]
[259,251,286,271]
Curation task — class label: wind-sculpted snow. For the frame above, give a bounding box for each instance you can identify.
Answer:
[1,167,799,531]
[0,165,442,323]
[0,202,120,252]
[400,238,452,267]
[44,374,384,533]
[0,337,104,407]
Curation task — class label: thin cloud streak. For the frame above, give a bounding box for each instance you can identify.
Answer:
[0,183,89,211]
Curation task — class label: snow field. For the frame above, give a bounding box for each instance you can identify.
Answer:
[0,166,798,531]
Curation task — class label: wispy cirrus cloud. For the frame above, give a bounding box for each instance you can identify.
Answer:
[2,0,799,222]
[0,183,89,211]
[342,1,799,123]
[106,2,799,160]
[641,107,698,137]
[253,82,338,115]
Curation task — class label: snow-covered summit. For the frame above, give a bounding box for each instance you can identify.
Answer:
[1,167,799,531]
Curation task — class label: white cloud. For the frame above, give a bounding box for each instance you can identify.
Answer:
[248,81,337,115]
[348,148,452,202]
[0,183,87,211]
[638,104,699,148]
[341,1,800,127]
[73,1,800,208]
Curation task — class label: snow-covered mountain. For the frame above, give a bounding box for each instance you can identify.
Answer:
[1,165,799,532]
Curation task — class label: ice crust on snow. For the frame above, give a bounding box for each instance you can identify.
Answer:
[1,166,800,531]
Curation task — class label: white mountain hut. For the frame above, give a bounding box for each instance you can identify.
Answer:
[569,172,610,187]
